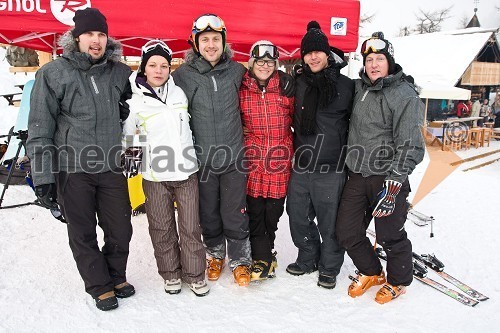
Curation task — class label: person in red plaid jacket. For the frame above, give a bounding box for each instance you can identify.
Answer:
[239,40,294,281]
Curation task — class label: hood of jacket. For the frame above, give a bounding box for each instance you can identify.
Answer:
[183,44,236,74]
[58,30,123,70]
[129,70,178,104]
[359,63,404,89]
[241,70,280,94]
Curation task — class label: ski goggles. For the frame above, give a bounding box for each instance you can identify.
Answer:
[192,14,226,33]
[251,44,279,60]
[361,38,394,57]
[141,40,173,61]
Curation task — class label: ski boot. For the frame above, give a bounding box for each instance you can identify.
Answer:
[207,257,224,281]
[375,283,406,304]
[251,260,276,281]
[348,270,386,298]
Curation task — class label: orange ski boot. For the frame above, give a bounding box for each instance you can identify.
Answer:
[207,257,225,281]
[348,270,386,298]
[375,283,406,304]
[233,265,251,286]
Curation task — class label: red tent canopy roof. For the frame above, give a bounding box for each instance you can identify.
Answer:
[0,0,360,61]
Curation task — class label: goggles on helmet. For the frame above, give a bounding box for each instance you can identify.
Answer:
[190,14,226,52]
[361,38,394,57]
[251,44,279,60]
[193,14,226,34]
[141,40,173,62]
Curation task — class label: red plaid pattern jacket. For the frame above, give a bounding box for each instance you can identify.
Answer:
[239,71,294,199]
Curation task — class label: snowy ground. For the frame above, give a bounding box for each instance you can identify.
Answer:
[1,47,499,333]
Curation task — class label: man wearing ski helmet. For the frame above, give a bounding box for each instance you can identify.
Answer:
[172,14,252,286]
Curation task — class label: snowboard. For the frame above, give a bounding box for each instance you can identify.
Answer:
[128,174,146,214]
[1,80,34,164]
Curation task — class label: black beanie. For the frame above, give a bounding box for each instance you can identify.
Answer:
[362,32,396,74]
[72,8,108,38]
[300,21,331,59]
[139,44,172,75]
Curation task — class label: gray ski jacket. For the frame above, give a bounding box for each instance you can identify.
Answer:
[172,48,246,168]
[27,32,131,186]
[345,65,425,183]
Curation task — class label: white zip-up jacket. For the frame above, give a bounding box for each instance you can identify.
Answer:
[123,71,198,182]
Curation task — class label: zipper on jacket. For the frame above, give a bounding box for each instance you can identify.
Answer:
[379,98,387,125]
[262,88,271,162]
[90,76,99,94]
[179,113,183,136]
[211,76,218,92]
[361,90,369,101]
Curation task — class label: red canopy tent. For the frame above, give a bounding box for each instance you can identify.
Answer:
[0,0,360,61]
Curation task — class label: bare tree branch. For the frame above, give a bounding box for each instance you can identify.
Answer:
[413,6,453,34]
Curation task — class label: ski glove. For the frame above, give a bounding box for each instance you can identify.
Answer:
[278,71,295,97]
[372,180,402,218]
[34,183,59,210]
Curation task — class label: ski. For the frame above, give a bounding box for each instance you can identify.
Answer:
[405,202,434,227]
[374,247,479,307]
[415,253,489,301]
[413,275,478,307]
[366,230,480,306]
[407,208,433,226]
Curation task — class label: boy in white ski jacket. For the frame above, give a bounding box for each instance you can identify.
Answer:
[123,40,209,296]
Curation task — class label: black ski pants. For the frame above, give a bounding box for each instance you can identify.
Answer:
[198,162,251,269]
[247,196,285,262]
[286,170,346,276]
[336,172,413,286]
[56,171,133,298]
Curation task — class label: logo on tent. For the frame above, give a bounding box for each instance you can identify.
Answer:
[50,0,91,26]
[330,17,347,36]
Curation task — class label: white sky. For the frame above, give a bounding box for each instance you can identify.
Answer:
[359,0,500,37]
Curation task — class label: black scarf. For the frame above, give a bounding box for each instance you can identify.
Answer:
[300,64,339,135]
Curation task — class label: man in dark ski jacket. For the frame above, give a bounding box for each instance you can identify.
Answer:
[171,14,253,286]
[172,14,294,287]
[285,21,354,290]
[27,8,134,311]
[336,32,425,304]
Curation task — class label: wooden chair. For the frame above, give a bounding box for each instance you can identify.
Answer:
[491,128,500,141]
[468,127,483,149]
[482,128,492,147]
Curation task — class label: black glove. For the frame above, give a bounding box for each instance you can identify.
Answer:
[35,183,59,210]
[119,82,132,123]
[278,70,295,97]
[292,63,303,79]
[372,180,402,218]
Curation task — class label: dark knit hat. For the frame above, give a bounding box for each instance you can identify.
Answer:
[139,41,172,75]
[361,32,396,74]
[72,8,108,38]
[300,21,330,59]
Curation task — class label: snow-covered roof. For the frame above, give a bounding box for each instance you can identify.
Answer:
[391,29,495,87]
[343,28,498,91]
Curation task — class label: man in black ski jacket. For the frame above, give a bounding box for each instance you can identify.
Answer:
[285,21,354,290]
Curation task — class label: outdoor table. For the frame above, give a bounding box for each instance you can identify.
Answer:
[428,117,483,150]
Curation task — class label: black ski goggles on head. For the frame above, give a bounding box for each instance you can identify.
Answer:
[251,44,279,60]
[361,38,394,57]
